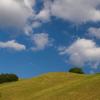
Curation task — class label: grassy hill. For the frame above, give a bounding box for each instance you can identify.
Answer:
[0,72,100,100]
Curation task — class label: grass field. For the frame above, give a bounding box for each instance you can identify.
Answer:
[0,72,100,100]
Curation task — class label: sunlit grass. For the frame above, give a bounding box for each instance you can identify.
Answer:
[0,72,100,100]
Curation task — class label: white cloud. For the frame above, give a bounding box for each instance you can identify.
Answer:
[34,0,51,23]
[24,0,100,32]
[42,0,100,24]
[24,25,33,36]
[31,33,53,51]
[88,27,100,39]
[32,21,41,28]
[24,1,51,35]
[35,9,50,22]
[0,40,26,51]
[0,0,100,31]
[59,38,100,68]
[0,0,35,28]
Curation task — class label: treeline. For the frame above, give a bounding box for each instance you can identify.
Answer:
[0,74,19,84]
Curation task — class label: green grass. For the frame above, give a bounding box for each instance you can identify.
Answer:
[0,72,100,100]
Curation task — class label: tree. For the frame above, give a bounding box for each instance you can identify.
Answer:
[0,73,19,84]
[69,67,84,74]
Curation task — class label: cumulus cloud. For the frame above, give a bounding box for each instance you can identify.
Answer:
[35,9,50,22]
[31,33,53,51]
[24,1,51,35]
[34,0,51,23]
[59,39,100,68]
[0,0,35,28]
[0,0,100,31]
[1,0,100,35]
[42,0,100,24]
[24,0,100,31]
[0,40,26,51]
[88,27,100,39]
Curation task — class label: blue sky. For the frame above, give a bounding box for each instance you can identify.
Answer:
[0,0,100,78]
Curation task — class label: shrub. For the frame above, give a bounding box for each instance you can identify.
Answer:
[69,67,84,74]
[0,73,18,84]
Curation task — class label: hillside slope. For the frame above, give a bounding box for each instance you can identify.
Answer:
[0,72,100,100]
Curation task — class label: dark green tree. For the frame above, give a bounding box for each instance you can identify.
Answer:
[0,73,18,84]
[69,67,84,74]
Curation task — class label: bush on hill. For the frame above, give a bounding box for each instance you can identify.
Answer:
[0,73,18,84]
[69,67,84,74]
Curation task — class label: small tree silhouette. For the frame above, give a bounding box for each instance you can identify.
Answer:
[69,67,84,74]
[0,73,18,84]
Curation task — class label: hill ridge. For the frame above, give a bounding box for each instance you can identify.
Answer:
[0,72,100,100]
